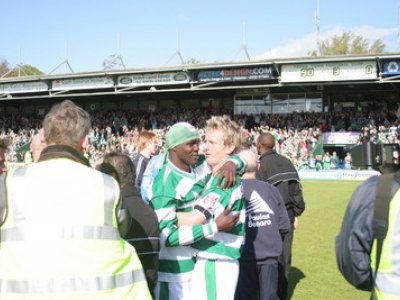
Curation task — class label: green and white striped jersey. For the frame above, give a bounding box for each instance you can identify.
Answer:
[149,155,246,282]
[192,174,246,260]
[149,156,215,282]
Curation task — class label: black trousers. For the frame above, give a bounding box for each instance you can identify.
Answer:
[277,225,294,300]
[235,260,279,300]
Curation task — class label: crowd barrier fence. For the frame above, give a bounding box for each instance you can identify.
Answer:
[299,169,380,181]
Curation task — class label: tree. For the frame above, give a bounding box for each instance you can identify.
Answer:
[9,64,44,77]
[309,31,386,56]
[184,58,200,65]
[0,59,11,77]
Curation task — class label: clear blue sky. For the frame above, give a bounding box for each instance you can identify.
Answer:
[1,0,399,74]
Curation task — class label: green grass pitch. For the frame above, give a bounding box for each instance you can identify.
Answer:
[287,180,370,300]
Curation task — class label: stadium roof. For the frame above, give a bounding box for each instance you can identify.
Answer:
[1,53,400,102]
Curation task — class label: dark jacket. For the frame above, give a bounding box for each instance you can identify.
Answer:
[38,144,91,166]
[121,185,160,296]
[256,150,305,223]
[132,153,150,189]
[335,175,400,290]
[241,179,290,262]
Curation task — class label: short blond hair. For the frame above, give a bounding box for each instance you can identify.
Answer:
[206,115,241,153]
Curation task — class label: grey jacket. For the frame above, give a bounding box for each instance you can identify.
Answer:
[335,174,400,291]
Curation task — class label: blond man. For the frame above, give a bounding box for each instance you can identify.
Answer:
[188,116,246,300]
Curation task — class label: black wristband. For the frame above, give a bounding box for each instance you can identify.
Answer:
[194,205,212,220]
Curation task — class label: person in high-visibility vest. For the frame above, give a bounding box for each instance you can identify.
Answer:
[0,100,152,300]
[370,187,400,299]
[336,172,400,299]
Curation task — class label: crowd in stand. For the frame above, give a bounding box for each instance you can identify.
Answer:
[1,101,400,170]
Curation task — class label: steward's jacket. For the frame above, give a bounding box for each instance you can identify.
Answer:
[335,176,378,290]
[0,145,152,300]
[372,181,400,299]
[256,150,305,223]
[335,173,400,299]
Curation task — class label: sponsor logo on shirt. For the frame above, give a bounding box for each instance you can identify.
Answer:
[246,190,275,228]
[201,192,220,209]
[248,213,272,227]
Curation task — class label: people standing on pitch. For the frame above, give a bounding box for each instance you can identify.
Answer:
[234,149,290,300]
[0,100,151,299]
[149,121,243,300]
[132,130,158,190]
[256,132,305,300]
[187,116,246,300]
[98,152,160,298]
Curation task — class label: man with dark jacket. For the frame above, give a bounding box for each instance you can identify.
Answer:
[256,132,305,300]
[99,152,160,298]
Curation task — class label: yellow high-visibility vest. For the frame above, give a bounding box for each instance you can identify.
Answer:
[371,188,400,300]
[0,158,152,300]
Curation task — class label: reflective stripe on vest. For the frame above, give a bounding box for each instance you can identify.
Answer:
[102,169,117,227]
[2,166,119,241]
[0,270,146,294]
[12,165,118,227]
[0,162,150,298]
[1,225,120,241]
[372,188,400,299]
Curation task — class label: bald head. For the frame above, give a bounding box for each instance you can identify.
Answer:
[239,149,258,175]
[257,132,275,155]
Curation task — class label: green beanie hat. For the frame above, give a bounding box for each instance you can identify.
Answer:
[166,122,199,150]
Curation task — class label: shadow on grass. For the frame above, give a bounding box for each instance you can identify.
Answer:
[287,266,306,299]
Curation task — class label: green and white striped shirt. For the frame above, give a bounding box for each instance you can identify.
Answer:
[192,174,246,260]
[149,156,215,282]
[149,155,245,282]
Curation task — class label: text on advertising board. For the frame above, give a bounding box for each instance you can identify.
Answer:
[0,81,48,94]
[52,76,114,91]
[117,72,189,87]
[197,66,275,82]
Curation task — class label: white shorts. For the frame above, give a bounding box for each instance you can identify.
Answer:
[190,258,239,300]
[155,280,191,300]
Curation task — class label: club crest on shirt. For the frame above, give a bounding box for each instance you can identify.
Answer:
[201,192,220,209]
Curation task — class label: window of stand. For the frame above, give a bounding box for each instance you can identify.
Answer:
[271,92,322,114]
[234,95,272,114]
[234,92,322,115]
